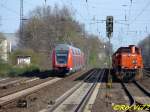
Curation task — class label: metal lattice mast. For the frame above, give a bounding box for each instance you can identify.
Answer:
[20,0,23,40]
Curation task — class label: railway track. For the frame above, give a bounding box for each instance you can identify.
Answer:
[0,77,24,85]
[0,78,29,89]
[0,70,88,99]
[0,77,62,109]
[143,69,150,77]
[138,69,150,91]
[0,70,89,112]
[144,68,150,72]
[40,69,105,112]
[0,78,61,108]
[0,78,10,82]
[121,80,150,112]
[0,77,53,98]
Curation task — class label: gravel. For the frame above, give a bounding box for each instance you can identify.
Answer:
[91,82,129,112]
[138,72,150,90]
[92,69,129,112]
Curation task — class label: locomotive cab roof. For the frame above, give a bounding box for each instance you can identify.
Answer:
[113,45,141,55]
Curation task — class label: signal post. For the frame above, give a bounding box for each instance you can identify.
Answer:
[106,16,113,88]
[105,16,113,106]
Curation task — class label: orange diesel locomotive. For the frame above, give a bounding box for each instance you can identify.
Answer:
[112,45,143,81]
[52,44,84,74]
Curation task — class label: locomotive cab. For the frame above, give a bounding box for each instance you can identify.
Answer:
[112,45,143,81]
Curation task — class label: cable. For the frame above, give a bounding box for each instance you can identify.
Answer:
[130,0,150,25]
[24,0,34,6]
[127,0,133,33]
[0,3,18,15]
[85,0,93,34]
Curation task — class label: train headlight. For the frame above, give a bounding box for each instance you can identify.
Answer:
[70,68,72,70]
[121,66,124,69]
[132,60,137,64]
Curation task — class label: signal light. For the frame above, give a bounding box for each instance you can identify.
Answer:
[106,16,113,38]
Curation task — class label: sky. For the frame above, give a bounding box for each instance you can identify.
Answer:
[0,0,150,50]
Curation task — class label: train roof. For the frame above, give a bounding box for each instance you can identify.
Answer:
[113,47,130,54]
[55,44,82,52]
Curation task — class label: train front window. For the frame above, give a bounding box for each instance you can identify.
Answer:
[56,50,68,64]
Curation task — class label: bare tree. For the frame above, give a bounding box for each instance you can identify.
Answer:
[0,33,6,62]
[17,5,110,69]
[138,35,150,67]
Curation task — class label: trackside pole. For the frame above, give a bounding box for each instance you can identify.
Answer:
[105,16,113,107]
[107,37,112,89]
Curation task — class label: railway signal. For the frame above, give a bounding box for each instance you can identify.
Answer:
[106,16,113,106]
[106,16,113,38]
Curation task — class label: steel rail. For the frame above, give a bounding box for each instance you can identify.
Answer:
[0,70,88,109]
[133,81,150,111]
[122,80,150,112]
[43,69,98,112]
[75,69,105,112]
[142,70,150,77]
[133,81,150,97]
[121,82,135,106]
[143,68,150,73]
[0,78,61,107]
[143,69,150,74]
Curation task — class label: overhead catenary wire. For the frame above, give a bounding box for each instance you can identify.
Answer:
[85,0,93,34]
[0,3,18,15]
[60,0,90,45]
[62,0,149,34]
[127,0,133,33]
[1,0,150,41]
[64,0,94,34]
[130,0,150,25]
[20,0,24,41]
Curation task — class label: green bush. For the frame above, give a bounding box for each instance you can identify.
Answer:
[9,49,41,66]
[0,49,41,77]
[22,64,40,74]
[8,66,25,77]
[8,64,40,77]
[0,62,12,77]
[0,63,40,77]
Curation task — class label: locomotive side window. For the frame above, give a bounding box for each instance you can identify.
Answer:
[121,48,130,53]
[135,47,140,54]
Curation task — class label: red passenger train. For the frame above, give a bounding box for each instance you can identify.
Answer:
[52,44,85,74]
[112,45,143,81]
